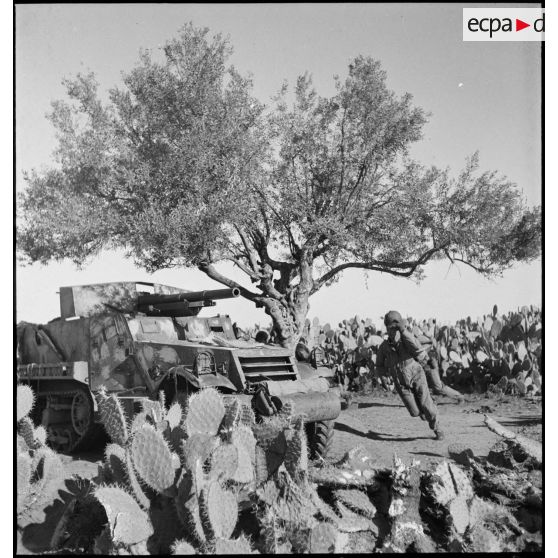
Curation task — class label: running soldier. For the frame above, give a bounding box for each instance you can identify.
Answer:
[376,310,445,440]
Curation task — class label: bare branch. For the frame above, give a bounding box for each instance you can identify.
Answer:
[311,244,448,294]
[197,263,260,300]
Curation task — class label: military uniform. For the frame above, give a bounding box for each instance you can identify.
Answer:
[424,350,464,402]
[376,312,442,437]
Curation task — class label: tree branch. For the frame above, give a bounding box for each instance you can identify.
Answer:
[311,244,448,294]
[197,263,260,301]
[234,225,261,275]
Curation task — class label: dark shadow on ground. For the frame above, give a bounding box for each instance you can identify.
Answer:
[334,422,431,442]
[409,450,445,458]
[357,402,401,409]
[366,429,433,442]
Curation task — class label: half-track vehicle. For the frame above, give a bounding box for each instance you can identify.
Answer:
[17,281,340,457]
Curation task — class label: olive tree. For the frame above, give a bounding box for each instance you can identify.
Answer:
[18,24,541,348]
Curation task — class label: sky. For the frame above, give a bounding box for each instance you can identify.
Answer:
[15,3,542,329]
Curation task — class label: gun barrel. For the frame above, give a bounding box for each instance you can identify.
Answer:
[138,287,240,306]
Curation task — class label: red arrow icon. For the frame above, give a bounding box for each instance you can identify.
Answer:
[516,19,530,31]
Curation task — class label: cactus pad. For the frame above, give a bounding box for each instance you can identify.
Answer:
[98,392,129,446]
[131,425,175,493]
[310,490,341,525]
[222,398,242,431]
[125,451,150,510]
[239,402,256,426]
[334,489,376,519]
[254,427,287,476]
[18,417,37,449]
[94,485,153,545]
[210,443,239,482]
[17,451,32,514]
[142,398,164,423]
[202,481,238,540]
[468,524,501,552]
[310,523,338,553]
[34,425,47,446]
[284,417,308,476]
[17,434,28,453]
[175,469,206,544]
[214,535,254,554]
[166,403,183,430]
[254,446,269,485]
[182,433,219,470]
[185,388,225,437]
[336,502,375,533]
[231,426,257,464]
[468,496,494,528]
[130,411,150,434]
[231,445,254,484]
[17,384,35,422]
[104,443,128,486]
[171,539,196,554]
[448,494,470,534]
[33,446,64,486]
[448,462,473,499]
[256,480,280,506]
[430,461,473,505]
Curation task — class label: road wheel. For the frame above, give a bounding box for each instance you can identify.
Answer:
[306,420,335,461]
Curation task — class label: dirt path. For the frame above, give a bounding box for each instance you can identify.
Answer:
[329,391,542,469]
[64,392,542,478]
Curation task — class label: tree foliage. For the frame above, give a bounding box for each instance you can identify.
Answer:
[18,23,541,347]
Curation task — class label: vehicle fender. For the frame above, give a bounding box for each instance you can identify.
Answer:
[161,365,237,392]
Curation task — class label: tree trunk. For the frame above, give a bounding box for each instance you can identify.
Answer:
[261,292,309,350]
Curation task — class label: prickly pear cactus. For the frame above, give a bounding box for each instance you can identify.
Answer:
[130,410,149,434]
[18,416,39,449]
[166,403,183,430]
[94,485,153,546]
[104,443,128,486]
[34,425,47,446]
[171,539,196,554]
[309,522,338,553]
[130,425,176,493]
[430,461,474,505]
[448,494,470,534]
[125,451,151,510]
[185,388,225,437]
[209,443,239,482]
[214,535,255,554]
[254,445,269,485]
[174,468,206,545]
[334,488,376,519]
[97,389,129,446]
[284,416,309,478]
[231,426,257,463]
[468,524,502,552]
[142,398,165,424]
[201,481,239,540]
[17,452,32,514]
[181,433,219,470]
[17,384,35,422]
[254,424,287,477]
[428,460,475,536]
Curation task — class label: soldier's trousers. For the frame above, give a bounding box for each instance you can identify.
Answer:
[392,366,439,430]
[425,366,464,400]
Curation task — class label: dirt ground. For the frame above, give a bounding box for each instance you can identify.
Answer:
[329,390,542,469]
[64,391,542,479]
